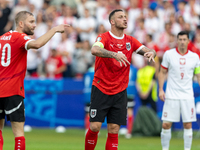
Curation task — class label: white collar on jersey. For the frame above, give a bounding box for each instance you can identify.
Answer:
[109,31,124,39]
[9,30,18,33]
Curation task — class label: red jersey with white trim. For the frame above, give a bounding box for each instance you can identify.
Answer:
[0,31,33,98]
[93,31,144,95]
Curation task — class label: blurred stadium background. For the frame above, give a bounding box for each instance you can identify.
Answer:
[1,0,200,149]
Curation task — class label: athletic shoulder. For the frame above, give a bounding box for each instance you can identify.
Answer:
[95,32,109,43]
[97,31,108,37]
[188,50,199,59]
[164,48,175,55]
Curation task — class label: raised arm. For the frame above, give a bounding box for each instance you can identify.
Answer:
[27,24,70,50]
[137,46,157,62]
[158,67,168,101]
[91,45,130,67]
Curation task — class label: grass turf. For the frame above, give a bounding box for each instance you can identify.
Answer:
[2,127,200,150]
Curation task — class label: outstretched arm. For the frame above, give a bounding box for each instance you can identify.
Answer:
[158,67,168,101]
[91,45,130,67]
[27,24,70,50]
[137,46,156,62]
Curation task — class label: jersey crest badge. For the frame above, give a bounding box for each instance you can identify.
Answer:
[164,112,167,117]
[126,42,131,51]
[179,58,186,65]
[90,109,97,118]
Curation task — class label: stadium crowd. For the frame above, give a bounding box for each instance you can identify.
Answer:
[0,0,200,78]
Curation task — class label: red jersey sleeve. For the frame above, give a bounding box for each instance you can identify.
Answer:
[13,33,33,50]
[95,34,107,47]
[131,36,144,53]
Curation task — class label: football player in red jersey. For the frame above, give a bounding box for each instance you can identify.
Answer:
[0,11,70,150]
[85,9,156,150]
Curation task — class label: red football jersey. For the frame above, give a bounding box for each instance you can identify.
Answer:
[93,31,144,95]
[0,31,33,98]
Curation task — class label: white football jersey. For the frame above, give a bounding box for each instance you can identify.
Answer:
[161,48,200,99]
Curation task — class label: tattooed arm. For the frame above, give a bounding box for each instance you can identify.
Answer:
[137,46,156,62]
[91,45,130,67]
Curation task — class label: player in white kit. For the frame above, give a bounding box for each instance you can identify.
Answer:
[158,31,200,150]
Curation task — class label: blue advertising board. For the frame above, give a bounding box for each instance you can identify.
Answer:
[5,78,200,130]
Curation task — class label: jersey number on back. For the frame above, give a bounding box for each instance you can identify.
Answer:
[0,43,11,67]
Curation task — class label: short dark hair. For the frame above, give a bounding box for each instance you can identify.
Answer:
[108,9,123,23]
[15,11,33,26]
[177,31,189,39]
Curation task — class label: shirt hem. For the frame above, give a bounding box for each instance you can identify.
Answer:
[92,83,125,95]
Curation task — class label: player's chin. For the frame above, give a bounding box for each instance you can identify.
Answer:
[123,25,127,29]
[121,25,127,29]
[30,30,34,35]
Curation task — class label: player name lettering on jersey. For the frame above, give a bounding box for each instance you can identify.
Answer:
[1,35,12,40]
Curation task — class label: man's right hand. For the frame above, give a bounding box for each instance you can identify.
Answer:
[159,89,165,102]
[55,24,71,33]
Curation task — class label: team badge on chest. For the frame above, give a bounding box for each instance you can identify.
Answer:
[179,58,186,65]
[126,42,131,51]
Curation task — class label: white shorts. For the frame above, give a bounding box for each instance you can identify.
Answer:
[161,99,196,122]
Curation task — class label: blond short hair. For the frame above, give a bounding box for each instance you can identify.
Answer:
[15,11,33,26]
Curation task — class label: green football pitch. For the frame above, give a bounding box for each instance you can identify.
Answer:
[2,127,200,150]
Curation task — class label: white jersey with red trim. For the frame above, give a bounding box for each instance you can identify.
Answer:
[161,48,200,99]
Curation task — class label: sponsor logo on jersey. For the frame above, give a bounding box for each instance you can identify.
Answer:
[179,58,186,65]
[117,44,123,48]
[90,109,97,118]
[126,42,131,50]
[97,37,101,42]
[164,112,167,117]
[24,36,31,40]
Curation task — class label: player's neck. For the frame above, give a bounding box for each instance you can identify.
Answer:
[15,27,23,33]
[178,48,187,55]
[110,28,124,37]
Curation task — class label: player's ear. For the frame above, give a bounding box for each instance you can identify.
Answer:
[18,21,24,28]
[110,19,115,25]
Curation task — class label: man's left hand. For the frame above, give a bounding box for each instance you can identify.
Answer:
[144,51,155,62]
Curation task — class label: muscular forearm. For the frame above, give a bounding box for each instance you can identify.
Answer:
[138,47,156,58]
[158,72,165,91]
[91,46,117,58]
[27,27,57,49]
